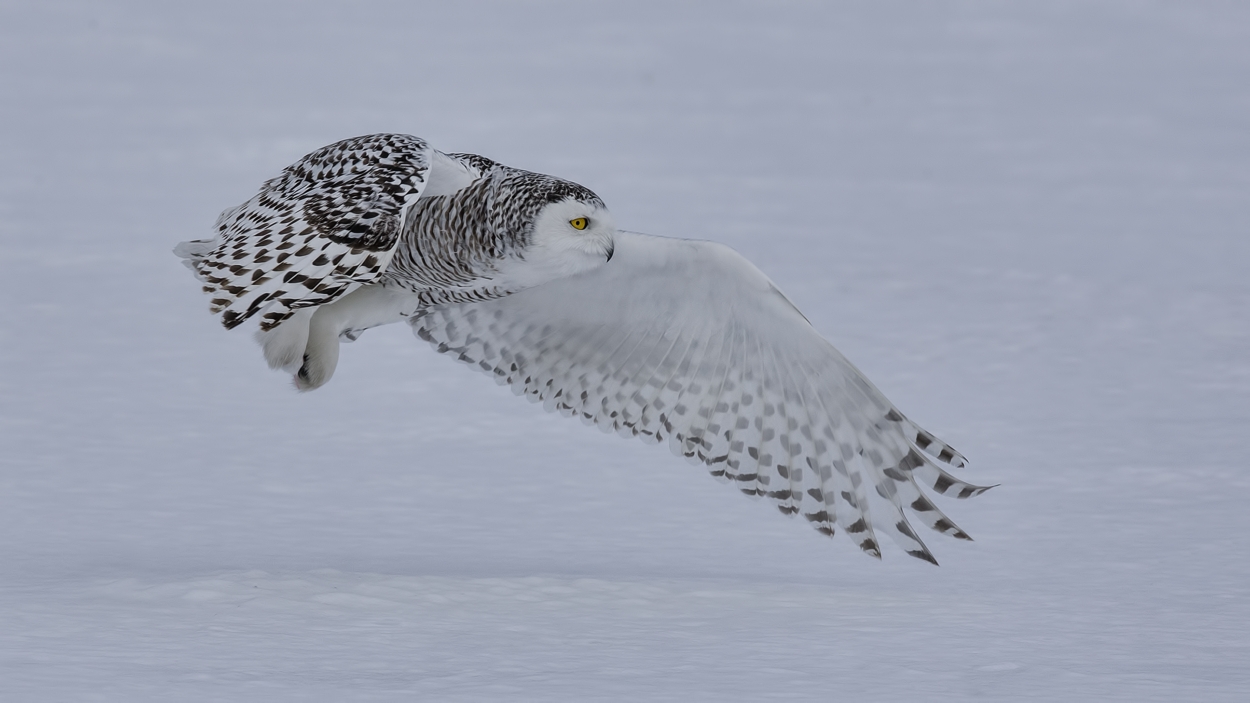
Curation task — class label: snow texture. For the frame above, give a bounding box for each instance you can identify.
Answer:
[1,1,1248,700]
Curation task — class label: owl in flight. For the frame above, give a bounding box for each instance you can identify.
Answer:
[176,134,991,564]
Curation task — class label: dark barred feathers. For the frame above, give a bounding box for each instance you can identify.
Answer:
[176,134,433,331]
[408,231,994,565]
[176,133,992,565]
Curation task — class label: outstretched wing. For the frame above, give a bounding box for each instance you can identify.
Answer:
[411,232,992,563]
[176,134,433,331]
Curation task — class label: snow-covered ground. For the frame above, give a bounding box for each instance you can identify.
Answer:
[2,1,1248,700]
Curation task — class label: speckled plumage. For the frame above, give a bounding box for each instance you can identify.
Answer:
[410,233,993,565]
[177,134,435,331]
[176,133,992,564]
[383,162,605,307]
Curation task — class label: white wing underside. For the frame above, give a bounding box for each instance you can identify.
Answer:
[412,232,991,563]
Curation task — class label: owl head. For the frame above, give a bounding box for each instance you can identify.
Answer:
[489,170,616,289]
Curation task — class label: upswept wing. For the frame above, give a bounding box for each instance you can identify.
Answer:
[411,232,992,563]
[176,133,433,331]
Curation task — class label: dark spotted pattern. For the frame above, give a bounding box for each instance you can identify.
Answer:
[178,134,433,331]
[383,163,604,304]
[177,136,606,332]
[176,135,991,565]
[411,259,994,565]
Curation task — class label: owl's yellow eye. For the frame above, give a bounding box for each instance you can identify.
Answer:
[569,217,588,230]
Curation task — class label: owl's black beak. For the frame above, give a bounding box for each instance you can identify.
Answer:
[605,244,614,262]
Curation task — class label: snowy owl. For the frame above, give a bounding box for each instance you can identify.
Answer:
[176,134,991,564]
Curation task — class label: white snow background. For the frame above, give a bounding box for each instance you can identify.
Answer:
[2,1,1248,700]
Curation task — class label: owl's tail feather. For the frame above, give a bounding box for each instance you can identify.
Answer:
[174,205,240,277]
[173,237,217,276]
